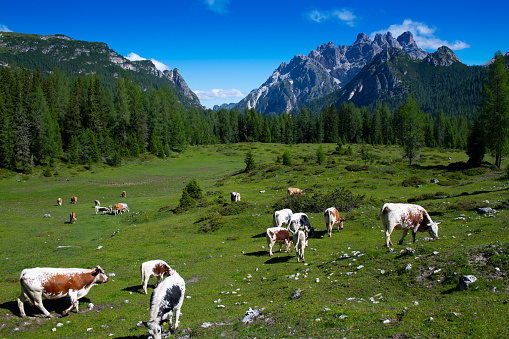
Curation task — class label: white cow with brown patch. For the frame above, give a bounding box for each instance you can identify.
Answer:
[17,266,109,317]
[140,260,173,295]
[266,227,292,256]
[379,203,440,248]
[324,207,344,237]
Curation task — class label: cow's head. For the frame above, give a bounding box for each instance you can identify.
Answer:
[144,320,162,339]
[165,266,174,277]
[306,226,315,238]
[338,217,345,229]
[428,221,440,239]
[91,266,109,283]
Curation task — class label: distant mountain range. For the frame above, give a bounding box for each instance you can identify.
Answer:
[216,32,501,118]
[0,32,202,110]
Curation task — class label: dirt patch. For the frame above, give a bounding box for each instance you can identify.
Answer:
[185,277,200,283]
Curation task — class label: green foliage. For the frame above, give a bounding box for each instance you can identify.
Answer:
[402,175,425,187]
[185,179,204,199]
[179,188,196,208]
[316,145,325,165]
[273,187,365,213]
[345,164,369,172]
[218,201,250,216]
[282,150,292,166]
[244,149,255,171]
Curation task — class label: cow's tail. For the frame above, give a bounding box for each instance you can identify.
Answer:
[377,204,388,220]
[272,212,277,228]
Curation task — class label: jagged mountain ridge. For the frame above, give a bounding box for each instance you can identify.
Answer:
[0,32,202,109]
[306,45,486,119]
[230,31,429,114]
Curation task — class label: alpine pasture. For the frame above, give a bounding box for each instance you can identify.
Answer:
[0,143,507,338]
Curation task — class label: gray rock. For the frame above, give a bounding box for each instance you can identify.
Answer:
[458,275,477,291]
[242,307,264,324]
[430,178,439,183]
[477,207,493,214]
[290,289,302,299]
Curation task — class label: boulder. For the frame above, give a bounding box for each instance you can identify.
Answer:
[458,275,477,291]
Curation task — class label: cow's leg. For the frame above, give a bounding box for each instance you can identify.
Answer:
[17,293,27,317]
[268,242,273,256]
[328,224,332,237]
[398,230,408,245]
[62,290,78,316]
[32,293,52,318]
[412,231,417,243]
[142,277,149,294]
[385,230,393,248]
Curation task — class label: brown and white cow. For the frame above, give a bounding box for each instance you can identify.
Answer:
[230,191,241,202]
[17,266,109,317]
[70,196,77,204]
[324,207,345,237]
[57,198,62,206]
[140,260,173,295]
[122,190,126,198]
[70,212,77,224]
[379,203,440,248]
[266,227,292,256]
[273,208,293,228]
[287,187,303,196]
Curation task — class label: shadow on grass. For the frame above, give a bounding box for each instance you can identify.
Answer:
[122,285,144,294]
[244,250,267,257]
[251,232,266,239]
[265,255,293,264]
[312,230,328,238]
[1,297,92,317]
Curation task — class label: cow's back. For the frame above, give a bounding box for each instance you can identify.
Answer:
[150,272,185,318]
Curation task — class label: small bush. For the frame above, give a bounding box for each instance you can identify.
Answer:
[197,213,227,233]
[462,167,487,176]
[345,164,369,172]
[282,151,292,166]
[185,179,203,199]
[402,175,425,187]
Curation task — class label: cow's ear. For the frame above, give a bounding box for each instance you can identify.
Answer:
[87,267,92,269]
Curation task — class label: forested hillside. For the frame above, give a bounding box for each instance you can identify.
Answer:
[0,65,474,173]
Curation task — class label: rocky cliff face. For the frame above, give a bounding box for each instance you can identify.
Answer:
[424,46,461,66]
[232,31,429,114]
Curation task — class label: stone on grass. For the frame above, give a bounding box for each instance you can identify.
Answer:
[290,289,301,299]
[458,275,477,291]
[243,307,265,324]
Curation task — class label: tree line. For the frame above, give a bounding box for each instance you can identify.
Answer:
[0,55,506,172]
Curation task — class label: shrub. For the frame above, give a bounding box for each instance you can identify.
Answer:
[402,175,425,187]
[185,179,203,199]
[345,164,369,172]
[282,151,292,166]
[43,164,52,177]
[197,213,227,233]
[316,145,325,165]
[244,149,255,171]
[219,201,250,216]
[179,188,196,209]
[273,187,365,213]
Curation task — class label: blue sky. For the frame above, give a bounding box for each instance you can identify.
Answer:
[1,0,508,108]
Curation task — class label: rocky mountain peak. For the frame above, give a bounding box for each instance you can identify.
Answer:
[424,46,461,66]
[397,31,415,46]
[354,33,371,44]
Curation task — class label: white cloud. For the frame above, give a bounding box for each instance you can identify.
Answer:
[194,89,246,101]
[0,24,12,32]
[370,19,470,51]
[204,0,229,14]
[307,9,357,26]
[125,52,170,71]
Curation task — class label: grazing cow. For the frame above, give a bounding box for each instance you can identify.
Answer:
[379,203,440,248]
[287,187,303,196]
[113,204,124,215]
[70,212,77,224]
[324,207,345,237]
[17,266,109,317]
[272,208,293,228]
[144,271,185,339]
[57,198,62,206]
[230,191,241,202]
[94,200,100,207]
[288,212,313,234]
[140,260,173,295]
[95,206,110,215]
[266,227,292,256]
[293,229,308,262]
[119,202,129,213]
[70,196,77,204]
[122,190,126,198]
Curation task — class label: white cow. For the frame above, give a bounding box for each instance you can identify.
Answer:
[17,266,109,317]
[292,229,308,262]
[144,271,185,339]
[272,208,293,228]
[379,203,440,248]
[140,260,172,295]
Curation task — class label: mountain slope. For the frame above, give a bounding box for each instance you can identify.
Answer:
[231,31,429,114]
[0,32,202,109]
[307,46,487,118]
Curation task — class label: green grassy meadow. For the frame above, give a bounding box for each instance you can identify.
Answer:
[0,143,508,338]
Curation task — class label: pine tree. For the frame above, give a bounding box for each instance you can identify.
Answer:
[394,95,425,165]
[244,149,255,171]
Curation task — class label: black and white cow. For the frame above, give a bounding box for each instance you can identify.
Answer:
[144,270,186,339]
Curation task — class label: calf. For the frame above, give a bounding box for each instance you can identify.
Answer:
[70,196,77,204]
[140,260,173,295]
[94,200,100,207]
[57,198,62,206]
[379,203,440,248]
[230,191,241,202]
[122,190,126,198]
[272,208,293,228]
[324,207,345,237]
[144,271,185,339]
[266,227,292,256]
[292,229,308,262]
[70,212,77,224]
[287,187,303,196]
[95,206,110,215]
[17,266,109,317]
